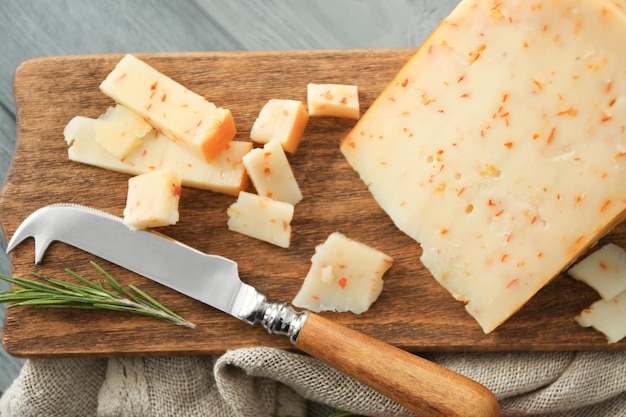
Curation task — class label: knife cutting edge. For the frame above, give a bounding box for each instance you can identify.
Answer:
[6,203,500,417]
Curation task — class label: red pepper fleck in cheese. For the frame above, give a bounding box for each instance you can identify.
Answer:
[340,0,626,333]
[100,54,237,163]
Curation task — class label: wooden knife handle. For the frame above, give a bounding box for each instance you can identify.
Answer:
[294,313,500,417]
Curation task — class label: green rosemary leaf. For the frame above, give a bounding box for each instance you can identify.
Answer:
[0,291,55,302]
[8,298,83,307]
[40,276,114,299]
[29,304,101,310]
[63,268,110,293]
[92,262,143,304]
[129,284,186,322]
[92,302,195,328]
[2,275,67,294]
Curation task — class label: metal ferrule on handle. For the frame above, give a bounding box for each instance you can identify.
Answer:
[242,294,310,344]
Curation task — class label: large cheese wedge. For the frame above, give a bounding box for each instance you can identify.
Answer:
[340,0,626,333]
[64,115,250,196]
[242,139,303,205]
[292,232,393,314]
[100,54,236,162]
[123,168,181,230]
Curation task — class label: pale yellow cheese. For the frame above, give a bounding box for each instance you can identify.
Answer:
[292,232,393,314]
[123,168,181,230]
[226,191,294,248]
[340,0,626,333]
[250,99,309,153]
[568,243,626,300]
[64,115,250,196]
[64,116,166,173]
[94,104,153,159]
[161,139,251,195]
[242,139,302,205]
[576,290,626,344]
[100,54,237,162]
[307,83,359,119]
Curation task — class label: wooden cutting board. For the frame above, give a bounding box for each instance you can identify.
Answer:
[1,50,624,358]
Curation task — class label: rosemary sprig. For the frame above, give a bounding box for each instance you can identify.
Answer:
[0,261,196,329]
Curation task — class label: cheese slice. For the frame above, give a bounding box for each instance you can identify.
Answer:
[292,232,393,314]
[94,104,153,159]
[576,290,626,344]
[64,115,250,196]
[307,83,359,119]
[568,243,626,300]
[123,168,181,230]
[250,99,309,153]
[100,54,237,162]
[340,0,626,332]
[242,139,302,205]
[226,191,294,248]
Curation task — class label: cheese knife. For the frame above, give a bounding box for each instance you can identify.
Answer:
[6,203,499,417]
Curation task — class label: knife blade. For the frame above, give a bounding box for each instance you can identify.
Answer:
[7,203,499,417]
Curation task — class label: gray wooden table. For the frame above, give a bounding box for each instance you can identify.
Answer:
[0,0,459,395]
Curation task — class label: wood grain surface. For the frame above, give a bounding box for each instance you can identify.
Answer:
[1,50,624,358]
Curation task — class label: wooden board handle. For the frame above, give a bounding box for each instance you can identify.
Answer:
[294,313,500,417]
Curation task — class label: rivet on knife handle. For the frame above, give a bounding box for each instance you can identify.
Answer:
[7,204,500,417]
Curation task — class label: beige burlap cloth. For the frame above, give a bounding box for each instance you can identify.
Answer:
[1,348,625,416]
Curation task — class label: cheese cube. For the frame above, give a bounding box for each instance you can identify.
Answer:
[64,115,249,196]
[340,0,626,332]
[307,83,359,119]
[94,104,153,159]
[250,99,309,153]
[161,140,251,195]
[576,290,626,344]
[226,191,294,248]
[292,232,393,314]
[568,244,626,300]
[123,168,181,229]
[242,139,302,205]
[100,54,237,162]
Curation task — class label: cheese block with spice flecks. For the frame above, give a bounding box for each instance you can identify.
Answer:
[340,0,626,333]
